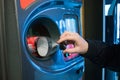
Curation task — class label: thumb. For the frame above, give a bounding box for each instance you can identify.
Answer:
[63,48,78,53]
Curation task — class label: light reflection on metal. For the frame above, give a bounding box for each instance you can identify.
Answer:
[65,18,77,32]
[116,4,120,44]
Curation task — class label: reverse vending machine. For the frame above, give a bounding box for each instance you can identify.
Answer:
[16,0,84,80]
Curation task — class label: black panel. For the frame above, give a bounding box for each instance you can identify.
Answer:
[105,16,114,44]
[83,0,103,80]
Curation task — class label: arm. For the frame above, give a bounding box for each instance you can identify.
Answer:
[83,40,120,72]
[57,31,120,72]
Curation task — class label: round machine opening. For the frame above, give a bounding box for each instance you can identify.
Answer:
[25,17,60,60]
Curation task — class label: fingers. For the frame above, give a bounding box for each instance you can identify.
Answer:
[57,31,88,55]
[63,48,78,53]
[60,31,73,38]
[57,36,74,43]
[57,31,77,43]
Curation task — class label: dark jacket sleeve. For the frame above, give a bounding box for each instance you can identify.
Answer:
[82,40,120,72]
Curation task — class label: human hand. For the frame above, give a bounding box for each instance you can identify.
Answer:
[57,31,88,55]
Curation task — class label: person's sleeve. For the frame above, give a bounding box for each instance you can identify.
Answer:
[81,40,120,72]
